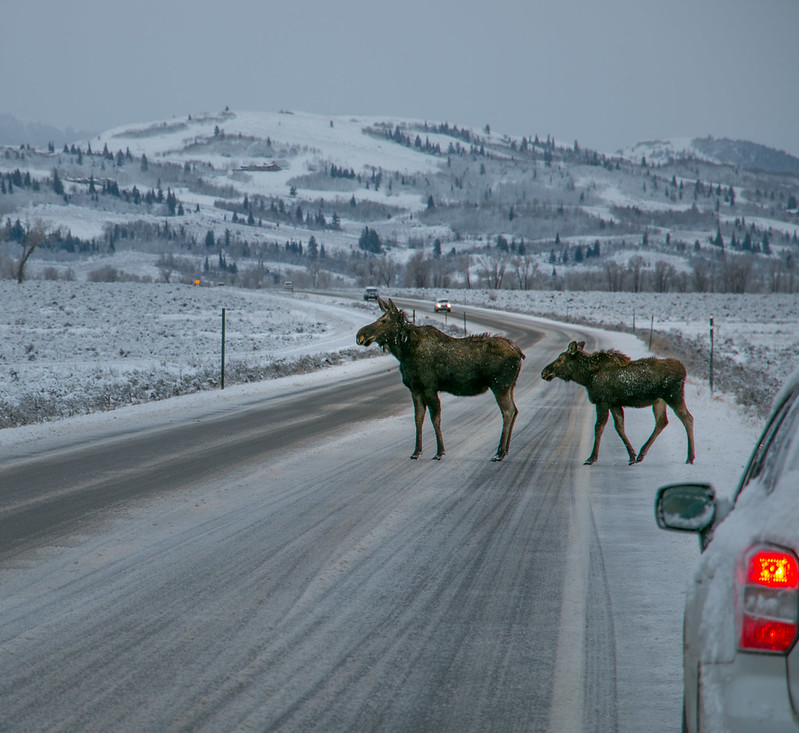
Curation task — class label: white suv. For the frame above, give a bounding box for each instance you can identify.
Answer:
[655,368,799,732]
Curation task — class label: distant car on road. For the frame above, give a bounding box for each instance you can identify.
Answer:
[654,368,799,733]
[363,287,379,301]
[434,298,451,312]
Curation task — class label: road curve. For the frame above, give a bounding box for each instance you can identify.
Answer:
[0,305,616,733]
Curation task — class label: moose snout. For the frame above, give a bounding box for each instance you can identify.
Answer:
[356,329,372,346]
[541,367,555,381]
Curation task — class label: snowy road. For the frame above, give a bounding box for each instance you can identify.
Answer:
[0,303,756,732]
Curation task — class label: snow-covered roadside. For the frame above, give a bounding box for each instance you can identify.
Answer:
[0,355,391,462]
[0,282,378,427]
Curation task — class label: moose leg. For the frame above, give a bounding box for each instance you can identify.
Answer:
[410,392,426,459]
[610,406,638,465]
[425,393,445,460]
[585,405,610,465]
[635,399,668,463]
[670,399,695,464]
[491,389,518,462]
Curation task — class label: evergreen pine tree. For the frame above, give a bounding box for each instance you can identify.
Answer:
[52,169,64,196]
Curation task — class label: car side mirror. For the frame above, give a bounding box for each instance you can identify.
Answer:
[655,482,717,534]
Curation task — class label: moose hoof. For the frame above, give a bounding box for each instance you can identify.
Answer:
[491,453,506,462]
[410,453,421,460]
[583,457,597,465]
[433,453,444,461]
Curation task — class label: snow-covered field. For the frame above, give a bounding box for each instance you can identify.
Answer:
[1,281,796,428]
[0,281,376,427]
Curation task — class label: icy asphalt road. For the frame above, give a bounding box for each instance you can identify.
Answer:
[0,302,754,732]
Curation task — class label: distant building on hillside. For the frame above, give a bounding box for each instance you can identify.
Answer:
[239,163,282,172]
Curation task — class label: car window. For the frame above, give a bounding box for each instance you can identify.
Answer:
[736,386,799,498]
[761,394,799,491]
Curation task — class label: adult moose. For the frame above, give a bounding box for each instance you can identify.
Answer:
[356,297,525,461]
[541,340,695,465]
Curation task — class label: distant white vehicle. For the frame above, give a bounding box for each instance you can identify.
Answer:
[434,297,451,312]
[363,287,379,301]
[655,368,799,732]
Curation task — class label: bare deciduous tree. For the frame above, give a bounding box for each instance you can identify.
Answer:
[604,261,625,292]
[722,255,753,294]
[404,251,430,288]
[457,254,472,289]
[512,255,539,290]
[653,261,676,293]
[476,253,508,289]
[627,255,646,293]
[16,220,48,284]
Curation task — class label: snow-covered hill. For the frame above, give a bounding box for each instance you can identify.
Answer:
[2,107,797,295]
[620,135,799,176]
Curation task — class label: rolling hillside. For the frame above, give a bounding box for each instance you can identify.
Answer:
[1,108,797,292]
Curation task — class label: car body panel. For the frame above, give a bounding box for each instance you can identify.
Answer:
[656,369,799,732]
[699,655,798,732]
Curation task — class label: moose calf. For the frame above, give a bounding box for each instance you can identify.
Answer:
[541,340,695,465]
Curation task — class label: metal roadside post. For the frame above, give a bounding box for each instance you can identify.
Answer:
[709,314,714,394]
[221,308,226,390]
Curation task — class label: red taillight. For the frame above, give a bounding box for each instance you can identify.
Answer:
[747,550,799,588]
[738,546,799,654]
[741,616,798,651]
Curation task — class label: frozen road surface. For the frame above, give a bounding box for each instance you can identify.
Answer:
[0,302,750,732]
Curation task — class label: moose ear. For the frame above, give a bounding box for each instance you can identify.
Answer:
[577,341,586,351]
[377,297,389,312]
[387,298,399,313]
[567,341,578,354]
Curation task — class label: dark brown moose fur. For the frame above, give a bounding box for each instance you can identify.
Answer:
[356,297,525,461]
[541,340,695,465]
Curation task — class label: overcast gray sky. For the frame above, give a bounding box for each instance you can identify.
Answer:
[3,0,798,156]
